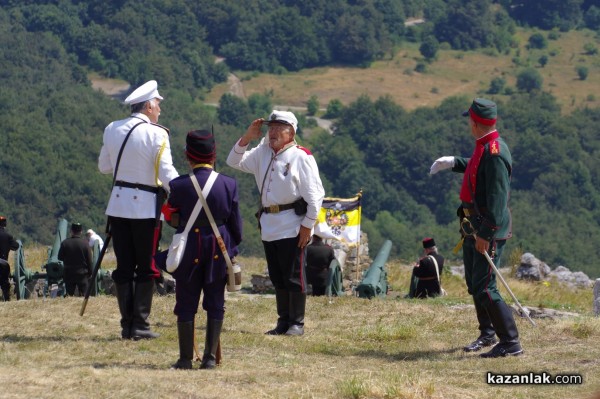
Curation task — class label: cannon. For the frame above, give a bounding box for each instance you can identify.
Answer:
[356,239,392,299]
[325,258,343,297]
[12,218,110,299]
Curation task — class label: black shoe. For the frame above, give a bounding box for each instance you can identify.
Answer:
[132,329,160,340]
[265,321,289,335]
[480,342,523,358]
[285,324,304,336]
[463,337,498,352]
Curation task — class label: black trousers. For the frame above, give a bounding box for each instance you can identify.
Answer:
[0,261,10,295]
[110,217,160,284]
[65,275,89,297]
[263,236,307,293]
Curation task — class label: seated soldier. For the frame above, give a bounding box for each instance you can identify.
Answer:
[407,237,444,298]
[306,234,336,296]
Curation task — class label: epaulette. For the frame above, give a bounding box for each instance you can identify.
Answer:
[489,140,500,155]
[296,145,312,155]
[151,122,170,135]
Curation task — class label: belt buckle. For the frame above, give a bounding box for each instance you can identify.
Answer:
[268,204,279,213]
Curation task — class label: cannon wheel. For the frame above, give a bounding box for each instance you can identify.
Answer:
[13,241,29,300]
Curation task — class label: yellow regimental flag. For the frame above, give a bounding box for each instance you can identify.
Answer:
[314,194,362,246]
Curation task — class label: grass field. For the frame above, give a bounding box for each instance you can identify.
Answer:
[204,28,600,115]
[2,248,600,399]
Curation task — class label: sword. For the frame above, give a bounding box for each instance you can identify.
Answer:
[80,225,112,316]
[482,250,536,327]
[461,218,536,326]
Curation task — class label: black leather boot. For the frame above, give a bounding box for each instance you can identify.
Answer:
[480,301,523,358]
[200,318,223,369]
[464,298,497,352]
[131,281,160,340]
[171,321,194,370]
[266,288,289,335]
[285,291,306,336]
[115,282,134,339]
[1,286,10,301]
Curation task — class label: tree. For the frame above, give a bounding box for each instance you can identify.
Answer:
[538,54,549,68]
[488,77,506,94]
[528,33,547,49]
[307,95,319,116]
[325,99,344,119]
[419,35,440,61]
[516,68,543,92]
[217,94,250,127]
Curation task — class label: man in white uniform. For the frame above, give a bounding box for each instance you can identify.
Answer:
[227,110,324,336]
[98,80,178,340]
[86,229,104,251]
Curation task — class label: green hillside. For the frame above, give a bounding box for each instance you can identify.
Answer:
[1,1,600,278]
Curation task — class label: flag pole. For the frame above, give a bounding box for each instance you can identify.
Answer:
[354,190,363,294]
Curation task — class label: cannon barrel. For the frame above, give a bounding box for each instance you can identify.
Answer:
[13,240,47,299]
[42,218,68,297]
[356,240,392,299]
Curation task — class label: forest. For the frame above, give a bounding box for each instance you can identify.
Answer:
[1,0,600,277]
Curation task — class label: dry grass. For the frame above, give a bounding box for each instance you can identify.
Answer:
[204,28,600,115]
[1,255,600,399]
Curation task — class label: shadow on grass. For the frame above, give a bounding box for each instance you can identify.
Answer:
[356,346,463,362]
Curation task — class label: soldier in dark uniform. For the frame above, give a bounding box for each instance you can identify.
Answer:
[306,234,336,296]
[430,98,522,358]
[58,223,93,296]
[98,80,179,340]
[163,129,242,370]
[0,216,19,301]
[407,237,444,298]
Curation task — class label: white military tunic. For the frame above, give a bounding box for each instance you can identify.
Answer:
[98,113,178,219]
[227,137,324,242]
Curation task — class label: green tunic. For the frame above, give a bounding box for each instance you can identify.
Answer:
[453,136,512,241]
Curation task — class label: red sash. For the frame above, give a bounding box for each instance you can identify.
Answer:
[459,131,499,203]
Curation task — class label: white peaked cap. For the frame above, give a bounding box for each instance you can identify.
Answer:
[124,80,163,105]
[266,110,298,133]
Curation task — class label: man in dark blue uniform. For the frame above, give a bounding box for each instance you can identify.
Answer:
[430,98,523,358]
[163,129,242,370]
[0,216,19,301]
[407,237,444,298]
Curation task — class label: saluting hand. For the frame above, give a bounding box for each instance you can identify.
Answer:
[239,119,264,146]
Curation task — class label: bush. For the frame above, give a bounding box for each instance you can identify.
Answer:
[488,77,506,94]
[324,99,344,119]
[528,33,547,49]
[576,66,589,81]
[516,68,543,92]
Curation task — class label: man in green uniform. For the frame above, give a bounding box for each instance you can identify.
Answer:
[430,98,523,358]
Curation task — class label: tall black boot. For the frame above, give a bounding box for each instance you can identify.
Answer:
[266,288,289,335]
[115,282,134,339]
[131,281,160,340]
[200,318,223,369]
[285,291,306,336]
[171,321,194,370]
[480,301,523,358]
[1,286,10,301]
[464,297,497,352]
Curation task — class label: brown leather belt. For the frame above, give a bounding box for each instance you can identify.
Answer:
[418,276,437,281]
[463,207,487,217]
[262,202,296,214]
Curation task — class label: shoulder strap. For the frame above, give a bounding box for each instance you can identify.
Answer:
[181,171,218,235]
[191,171,236,282]
[429,255,442,285]
[112,121,146,186]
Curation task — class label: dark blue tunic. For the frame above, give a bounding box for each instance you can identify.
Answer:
[167,167,242,321]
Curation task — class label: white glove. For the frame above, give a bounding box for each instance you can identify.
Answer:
[429,156,455,175]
